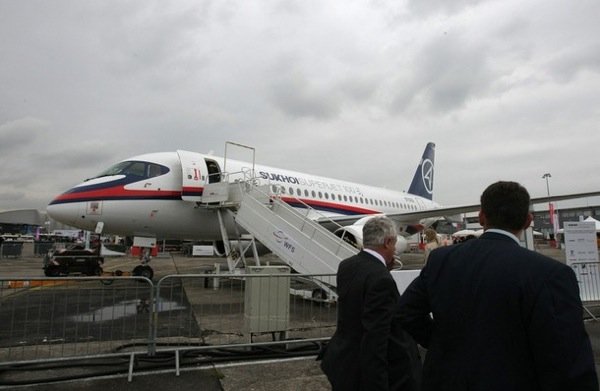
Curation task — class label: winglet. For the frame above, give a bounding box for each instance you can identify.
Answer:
[407,142,435,200]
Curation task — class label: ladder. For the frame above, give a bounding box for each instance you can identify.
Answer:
[233,183,358,286]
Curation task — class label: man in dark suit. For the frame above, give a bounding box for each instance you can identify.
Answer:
[321,216,421,391]
[398,181,598,390]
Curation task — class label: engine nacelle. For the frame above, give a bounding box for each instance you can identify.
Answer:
[334,225,408,255]
[213,240,226,257]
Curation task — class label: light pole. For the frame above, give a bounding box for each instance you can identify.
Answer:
[542,173,555,244]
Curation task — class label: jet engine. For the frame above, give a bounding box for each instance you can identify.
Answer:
[213,240,227,257]
[333,216,408,254]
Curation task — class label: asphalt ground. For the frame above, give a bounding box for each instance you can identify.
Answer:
[0,251,332,390]
[1,246,599,390]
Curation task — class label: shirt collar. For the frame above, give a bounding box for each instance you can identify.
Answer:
[363,248,387,267]
[485,228,521,245]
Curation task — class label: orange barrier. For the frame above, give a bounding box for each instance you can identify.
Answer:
[7,280,68,288]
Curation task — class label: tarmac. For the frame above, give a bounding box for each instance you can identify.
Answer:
[1,245,600,390]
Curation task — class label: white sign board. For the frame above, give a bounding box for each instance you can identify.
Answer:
[564,221,599,265]
[564,221,600,302]
[192,245,214,256]
[133,236,157,248]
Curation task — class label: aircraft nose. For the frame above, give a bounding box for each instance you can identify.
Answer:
[47,198,80,226]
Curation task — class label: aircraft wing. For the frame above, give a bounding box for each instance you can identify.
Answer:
[316,190,600,229]
[315,204,479,230]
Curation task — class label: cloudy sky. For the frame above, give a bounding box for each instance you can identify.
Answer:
[1,0,599,213]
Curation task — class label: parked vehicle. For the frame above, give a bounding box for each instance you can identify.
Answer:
[43,245,104,277]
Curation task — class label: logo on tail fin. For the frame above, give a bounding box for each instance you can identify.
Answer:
[422,159,434,195]
[408,142,435,200]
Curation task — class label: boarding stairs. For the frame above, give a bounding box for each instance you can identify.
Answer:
[200,180,359,296]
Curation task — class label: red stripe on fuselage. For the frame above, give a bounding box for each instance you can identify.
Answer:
[181,186,204,196]
[280,196,379,215]
[52,185,181,203]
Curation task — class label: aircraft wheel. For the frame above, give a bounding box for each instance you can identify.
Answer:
[132,265,154,280]
[44,266,60,277]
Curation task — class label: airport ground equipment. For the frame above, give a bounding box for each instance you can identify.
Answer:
[43,245,104,277]
[42,244,153,279]
[234,183,358,278]
[244,265,291,342]
[197,179,359,300]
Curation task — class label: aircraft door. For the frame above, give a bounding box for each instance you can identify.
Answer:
[205,159,221,183]
[177,150,206,202]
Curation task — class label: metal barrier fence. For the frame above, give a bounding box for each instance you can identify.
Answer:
[570,261,600,320]
[0,272,336,366]
[0,243,24,258]
[0,277,154,364]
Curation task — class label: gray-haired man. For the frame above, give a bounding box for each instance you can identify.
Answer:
[320,216,421,391]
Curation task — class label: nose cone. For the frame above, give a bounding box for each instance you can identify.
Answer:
[47,194,81,227]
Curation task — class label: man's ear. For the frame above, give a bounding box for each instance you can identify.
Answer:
[523,213,534,230]
[478,210,486,228]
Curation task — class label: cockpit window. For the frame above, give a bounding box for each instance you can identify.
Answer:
[89,161,168,180]
[124,162,147,177]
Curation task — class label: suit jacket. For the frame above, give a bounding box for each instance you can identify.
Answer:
[397,231,598,391]
[321,251,421,391]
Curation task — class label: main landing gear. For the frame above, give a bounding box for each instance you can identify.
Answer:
[131,247,154,280]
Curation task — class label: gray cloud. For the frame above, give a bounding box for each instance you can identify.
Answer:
[406,0,491,16]
[269,71,342,120]
[389,35,492,114]
[0,0,599,212]
[0,118,46,154]
[546,43,600,83]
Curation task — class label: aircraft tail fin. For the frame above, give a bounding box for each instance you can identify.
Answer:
[407,142,435,200]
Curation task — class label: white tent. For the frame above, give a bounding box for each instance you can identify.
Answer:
[584,216,600,231]
[557,216,600,233]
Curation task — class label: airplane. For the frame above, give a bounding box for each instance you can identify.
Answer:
[47,143,439,256]
[46,142,600,270]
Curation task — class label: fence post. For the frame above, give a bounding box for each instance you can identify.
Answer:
[147,277,157,356]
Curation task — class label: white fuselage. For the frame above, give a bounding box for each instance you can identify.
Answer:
[47,151,439,241]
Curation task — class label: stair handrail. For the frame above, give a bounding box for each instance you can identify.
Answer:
[245,181,349,234]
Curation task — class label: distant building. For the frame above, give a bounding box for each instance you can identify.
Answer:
[534,205,600,239]
[0,209,73,236]
[447,204,600,240]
